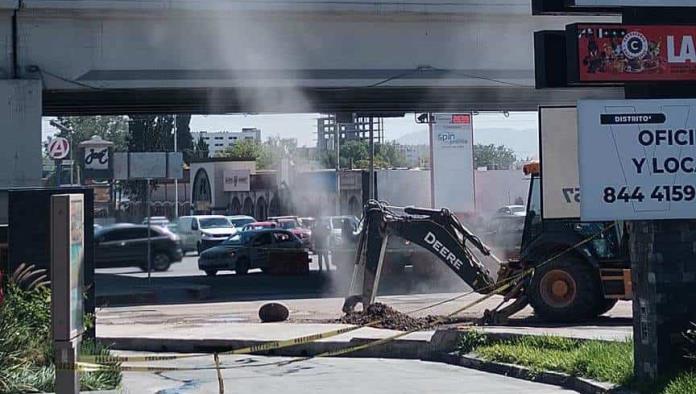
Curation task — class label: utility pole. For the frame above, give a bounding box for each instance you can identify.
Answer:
[368,116,375,200]
[335,117,341,215]
[173,114,179,218]
[146,179,152,283]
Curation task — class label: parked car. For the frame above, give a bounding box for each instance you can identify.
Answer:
[176,215,236,254]
[240,221,278,231]
[94,224,183,271]
[226,215,256,228]
[198,229,307,276]
[494,205,526,217]
[268,216,312,248]
[143,216,170,226]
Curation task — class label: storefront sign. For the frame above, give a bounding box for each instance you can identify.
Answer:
[47,137,70,160]
[223,170,251,192]
[578,99,696,220]
[430,113,475,213]
[569,24,696,83]
[540,107,580,219]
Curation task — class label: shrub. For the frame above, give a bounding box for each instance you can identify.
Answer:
[0,281,120,393]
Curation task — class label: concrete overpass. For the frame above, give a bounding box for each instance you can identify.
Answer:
[6,0,621,114]
[0,0,622,186]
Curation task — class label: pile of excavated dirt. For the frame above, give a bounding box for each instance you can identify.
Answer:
[339,303,444,331]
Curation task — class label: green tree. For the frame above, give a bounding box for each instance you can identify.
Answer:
[216,139,276,169]
[376,141,408,168]
[473,144,516,169]
[127,115,175,153]
[125,115,178,207]
[175,114,195,164]
[52,115,129,154]
[319,140,407,169]
[192,135,209,160]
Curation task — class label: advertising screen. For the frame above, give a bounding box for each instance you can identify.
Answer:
[569,24,696,83]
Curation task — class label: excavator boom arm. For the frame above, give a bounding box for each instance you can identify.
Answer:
[344,201,500,313]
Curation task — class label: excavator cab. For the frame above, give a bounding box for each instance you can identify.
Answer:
[518,162,631,322]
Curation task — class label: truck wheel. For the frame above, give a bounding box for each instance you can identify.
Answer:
[152,253,171,272]
[596,298,619,316]
[529,257,601,323]
[236,258,250,275]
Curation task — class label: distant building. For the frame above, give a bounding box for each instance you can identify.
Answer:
[192,128,261,156]
[394,144,429,167]
[316,114,383,151]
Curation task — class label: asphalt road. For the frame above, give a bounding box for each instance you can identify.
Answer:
[95,253,471,306]
[117,354,578,394]
[97,253,317,278]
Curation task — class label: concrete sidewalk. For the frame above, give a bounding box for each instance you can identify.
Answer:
[113,354,578,394]
[97,296,632,360]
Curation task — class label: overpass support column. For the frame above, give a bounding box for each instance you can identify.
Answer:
[0,80,42,188]
[629,220,696,381]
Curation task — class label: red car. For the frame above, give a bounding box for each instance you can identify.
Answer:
[240,221,278,231]
[269,217,312,248]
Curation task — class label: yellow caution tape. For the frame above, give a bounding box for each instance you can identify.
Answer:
[76,224,616,371]
[79,323,371,364]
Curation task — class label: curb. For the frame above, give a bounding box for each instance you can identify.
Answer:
[98,328,461,360]
[435,353,634,394]
[96,285,210,306]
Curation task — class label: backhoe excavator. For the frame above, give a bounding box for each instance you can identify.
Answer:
[343,163,632,323]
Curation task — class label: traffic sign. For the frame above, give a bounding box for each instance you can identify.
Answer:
[48,137,70,160]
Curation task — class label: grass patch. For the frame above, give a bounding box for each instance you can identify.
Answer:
[457,332,696,394]
[463,334,634,385]
[0,282,121,393]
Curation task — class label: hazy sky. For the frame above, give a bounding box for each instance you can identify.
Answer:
[43,111,539,159]
[189,111,539,158]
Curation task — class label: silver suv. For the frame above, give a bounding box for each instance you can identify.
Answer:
[176,215,236,254]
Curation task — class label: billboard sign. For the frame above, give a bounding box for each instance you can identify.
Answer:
[51,194,84,341]
[113,152,183,180]
[540,107,580,219]
[223,170,251,192]
[578,99,696,220]
[569,24,696,83]
[430,113,475,213]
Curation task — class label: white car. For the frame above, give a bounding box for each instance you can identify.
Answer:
[175,215,236,254]
[495,205,527,217]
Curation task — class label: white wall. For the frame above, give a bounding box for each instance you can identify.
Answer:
[372,168,529,215]
[474,169,530,215]
[377,170,431,208]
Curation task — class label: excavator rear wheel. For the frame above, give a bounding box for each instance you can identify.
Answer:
[529,257,602,323]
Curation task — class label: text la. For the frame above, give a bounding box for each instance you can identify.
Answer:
[668,35,696,63]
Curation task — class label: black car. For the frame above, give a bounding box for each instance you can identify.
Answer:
[95,224,183,271]
[198,228,308,276]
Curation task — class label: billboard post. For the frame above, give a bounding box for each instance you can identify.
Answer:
[51,194,84,394]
